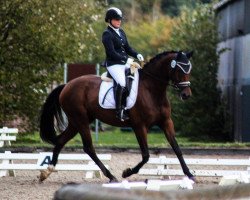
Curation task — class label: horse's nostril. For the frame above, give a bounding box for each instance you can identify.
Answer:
[181,93,190,100]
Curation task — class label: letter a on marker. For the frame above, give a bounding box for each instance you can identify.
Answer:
[40,156,51,166]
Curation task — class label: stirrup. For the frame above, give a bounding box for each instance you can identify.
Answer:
[116,109,129,121]
[121,109,129,121]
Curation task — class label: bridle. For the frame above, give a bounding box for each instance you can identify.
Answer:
[170,59,192,89]
[171,60,192,74]
[172,81,191,90]
[142,59,192,90]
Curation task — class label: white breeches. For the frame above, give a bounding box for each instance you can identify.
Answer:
[107,64,130,87]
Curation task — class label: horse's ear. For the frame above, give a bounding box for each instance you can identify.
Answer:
[186,51,194,59]
[176,51,182,60]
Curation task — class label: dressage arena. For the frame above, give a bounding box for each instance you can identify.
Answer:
[1,149,250,200]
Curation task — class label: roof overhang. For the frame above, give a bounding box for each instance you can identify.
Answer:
[213,0,235,10]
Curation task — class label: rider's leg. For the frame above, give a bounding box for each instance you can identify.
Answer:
[115,84,129,121]
[107,64,129,121]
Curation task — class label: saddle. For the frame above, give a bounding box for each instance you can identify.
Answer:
[98,62,141,109]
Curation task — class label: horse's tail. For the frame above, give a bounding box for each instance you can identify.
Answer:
[39,84,66,145]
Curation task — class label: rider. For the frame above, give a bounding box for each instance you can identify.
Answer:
[102,7,144,121]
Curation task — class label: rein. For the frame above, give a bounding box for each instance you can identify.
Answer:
[142,69,190,90]
[142,70,169,84]
[139,51,192,90]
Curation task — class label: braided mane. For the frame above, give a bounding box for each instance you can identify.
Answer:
[144,51,178,68]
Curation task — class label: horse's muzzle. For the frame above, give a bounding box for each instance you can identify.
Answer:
[180,87,192,100]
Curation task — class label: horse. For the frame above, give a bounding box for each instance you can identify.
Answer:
[39,50,194,182]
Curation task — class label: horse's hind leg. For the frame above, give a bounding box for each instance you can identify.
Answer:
[79,123,118,183]
[39,123,78,182]
[50,124,78,166]
[122,126,149,178]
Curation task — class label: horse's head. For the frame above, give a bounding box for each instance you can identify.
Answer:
[142,50,193,100]
[169,51,193,100]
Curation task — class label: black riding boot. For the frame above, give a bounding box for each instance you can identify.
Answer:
[115,85,129,121]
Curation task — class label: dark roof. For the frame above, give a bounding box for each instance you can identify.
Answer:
[213,0,236,10]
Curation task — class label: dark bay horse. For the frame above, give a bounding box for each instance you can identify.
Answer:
[39,51,194,182]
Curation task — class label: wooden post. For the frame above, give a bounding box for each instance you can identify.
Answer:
[54,183,250,200]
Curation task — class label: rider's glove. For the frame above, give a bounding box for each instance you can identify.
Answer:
[137,54,144,62]
[126,58,134,65]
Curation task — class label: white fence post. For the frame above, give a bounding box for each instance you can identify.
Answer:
[0,127,18,147]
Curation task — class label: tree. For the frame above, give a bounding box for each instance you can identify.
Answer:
[0,0,105,131]
[168,3,229,139]
[161,0,213,17]
[124,16,175,59]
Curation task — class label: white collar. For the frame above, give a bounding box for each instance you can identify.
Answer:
[109,25,120,36]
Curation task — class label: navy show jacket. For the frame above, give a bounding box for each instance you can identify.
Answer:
[102,26,138,67]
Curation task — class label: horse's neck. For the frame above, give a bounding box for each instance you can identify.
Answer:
[141,64,169,89]
[143,60,170,80]
[140,72,168,98]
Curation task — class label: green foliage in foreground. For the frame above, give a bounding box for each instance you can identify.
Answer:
[11,128,250,149]
[0,0,105,130]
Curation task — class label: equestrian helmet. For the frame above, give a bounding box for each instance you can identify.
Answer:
[105,7,122,22]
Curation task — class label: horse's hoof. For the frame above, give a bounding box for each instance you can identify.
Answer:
[122,168,133,178]
[109,177,119,183]
[189,176,197,183]
[66,182,78,185]
[39,170,47,182]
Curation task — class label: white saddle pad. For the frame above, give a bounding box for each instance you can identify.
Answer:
[98,70,139,109]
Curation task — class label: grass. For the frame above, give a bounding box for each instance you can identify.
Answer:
[10,127,250,149]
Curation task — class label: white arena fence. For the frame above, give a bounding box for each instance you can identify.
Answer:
[0,151,111,178]
[103,178,194,191]
[139,155,250,185]
[0,127,18,147]
[1,150,249,187]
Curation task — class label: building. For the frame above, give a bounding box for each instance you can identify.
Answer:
[215,0,250,141]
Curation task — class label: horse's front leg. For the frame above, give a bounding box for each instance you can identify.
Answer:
[122,126,149,178]
[79,124,118,183]
[160,118,195,181]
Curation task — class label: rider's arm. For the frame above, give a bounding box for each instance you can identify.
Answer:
[120,29,138,59]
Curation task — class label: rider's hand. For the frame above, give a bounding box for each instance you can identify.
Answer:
[137,54,144,62]
[126,58,134,65]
